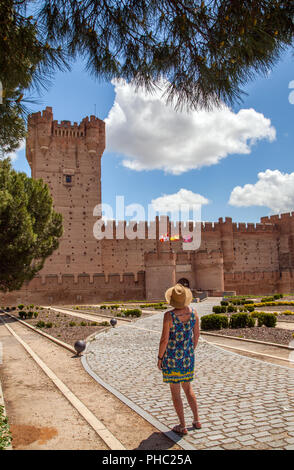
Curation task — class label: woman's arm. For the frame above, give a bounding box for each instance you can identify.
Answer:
[157,311,171,370]
[193,311,200,350]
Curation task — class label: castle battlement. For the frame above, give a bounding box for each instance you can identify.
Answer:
[260,212,294,224]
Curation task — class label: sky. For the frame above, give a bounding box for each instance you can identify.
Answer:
[10,47,294,224]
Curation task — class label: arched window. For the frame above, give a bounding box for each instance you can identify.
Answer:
[177,278,190,288]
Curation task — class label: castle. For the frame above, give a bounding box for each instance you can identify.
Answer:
[2,107,294,305]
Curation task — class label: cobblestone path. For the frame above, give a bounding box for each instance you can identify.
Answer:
[85,299,294,450]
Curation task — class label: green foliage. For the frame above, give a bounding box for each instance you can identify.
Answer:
[0,404,12,450]
[253,312,277,327]
[1,1,293,151]
[229,312,255,328]
[227,305,237,313]
[261,296,274,302]
[0,158,63,291]
[123,308,142,317]
[0,1,68,156]
[80,321,87,326]
[17,304,24,310]
[45,322,53,328]
[69,321,76,327]
[212,305,227,313]
[18,310,26,319]
[36,320,45,328]
[33,311,38,318]
[220,301,229,306]
[273,293,283,299]
[99,321,110,326]
[201,314,229,331]
[27,310,34,318]
[90,321,98,326]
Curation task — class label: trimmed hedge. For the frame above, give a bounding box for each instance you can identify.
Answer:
[212,305,227,313]
[251,312,277,327]
[201,314,229,331]
[122,308,142,317]
[229,313,254,329]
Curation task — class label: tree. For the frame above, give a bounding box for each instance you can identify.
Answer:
[0,0,67,158]
[0,1,293,154]
[0,158,63,292]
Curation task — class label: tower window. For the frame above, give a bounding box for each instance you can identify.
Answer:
[65,175,72,183]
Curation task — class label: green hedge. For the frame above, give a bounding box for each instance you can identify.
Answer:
[122,308,142,317]
[229,313,255,329]
[201,314,229,331]
[212,305,227,313]
[251,312,277,327]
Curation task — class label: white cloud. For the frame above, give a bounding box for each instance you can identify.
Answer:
[105,79,276,175]
[151,188,210,215]
[6,140,26,162]
[229,169,294,213]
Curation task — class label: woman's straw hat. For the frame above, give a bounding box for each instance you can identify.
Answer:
[165,283,193,308]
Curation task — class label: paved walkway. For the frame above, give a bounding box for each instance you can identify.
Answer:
[84,299,294,450]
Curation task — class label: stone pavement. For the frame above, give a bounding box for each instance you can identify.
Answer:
[85,299,294,450]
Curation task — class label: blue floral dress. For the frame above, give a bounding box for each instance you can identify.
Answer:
[161,309,196,383]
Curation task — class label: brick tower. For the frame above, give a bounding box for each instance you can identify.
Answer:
[26,106,105,281]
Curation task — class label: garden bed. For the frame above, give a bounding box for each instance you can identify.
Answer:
[63,304,165,319]
[205,326,294,346]
[9,308,110,346]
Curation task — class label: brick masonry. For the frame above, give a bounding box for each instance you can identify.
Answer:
[2,107,294,305]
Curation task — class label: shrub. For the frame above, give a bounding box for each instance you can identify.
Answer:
[45,322,53,328]
[69,321,76,327]
[18,304,24,310]
[100,305,106,309]
[261,296,274,302]
[258,313,277,327]
[229,313,252,329]
[27,311,34,319]
[116,312,122,317]
[212,305,227,313]
[36,321,45,328]
[201,314,229,331]
[281,310,294,315]
[80,321,87,326]
[227,305,237,313]
[273,294,283,299]
[99,321,110,326]
[123,308,142,317]
[246,316,256,327]
[29,304,34,309]
[220,301,229,306]
[91,322,98,326]
[18,310,27,319]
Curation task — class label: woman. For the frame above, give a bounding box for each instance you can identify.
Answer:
[157,283,201,435]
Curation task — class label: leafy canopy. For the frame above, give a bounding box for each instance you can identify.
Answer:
[0,0,293,154]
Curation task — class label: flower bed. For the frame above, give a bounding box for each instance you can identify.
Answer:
[204,326,294,346]
[9,308,110,346]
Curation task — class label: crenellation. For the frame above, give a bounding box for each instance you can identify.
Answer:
[5,105,294,305]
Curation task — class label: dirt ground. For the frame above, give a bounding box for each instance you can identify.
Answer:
[207,326,294,345]
[0,315,180,450]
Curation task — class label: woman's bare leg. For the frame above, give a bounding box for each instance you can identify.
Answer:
[170,383,186,428]
[181,382,200,423]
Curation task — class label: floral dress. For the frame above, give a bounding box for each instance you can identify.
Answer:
[161,309,196,383]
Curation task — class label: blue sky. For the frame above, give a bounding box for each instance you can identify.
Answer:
[11,48,294,224]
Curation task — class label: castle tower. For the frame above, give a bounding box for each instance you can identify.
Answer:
[26,107,105,280]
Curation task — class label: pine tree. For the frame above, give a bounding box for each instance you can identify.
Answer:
[0,158,63,292]
[0,1,293,152]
